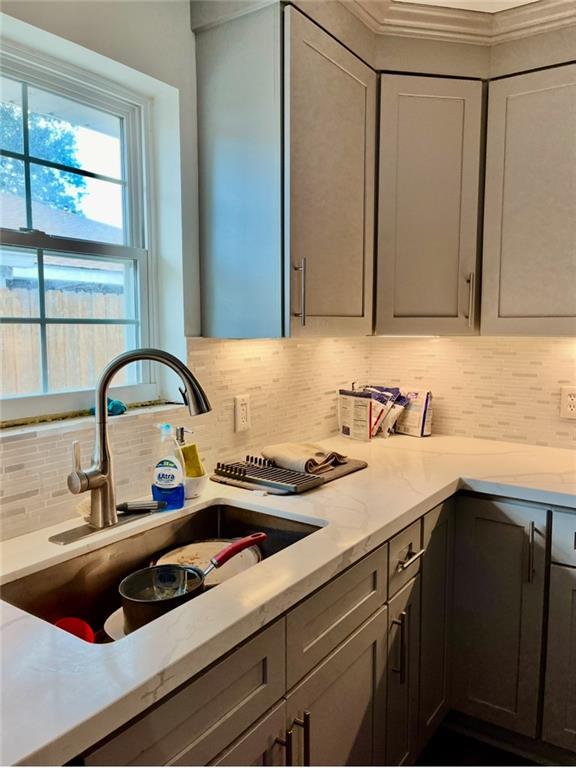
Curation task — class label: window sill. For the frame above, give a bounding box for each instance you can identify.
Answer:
[0,401,183,438]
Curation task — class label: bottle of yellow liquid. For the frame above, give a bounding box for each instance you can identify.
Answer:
[175,427,207,499]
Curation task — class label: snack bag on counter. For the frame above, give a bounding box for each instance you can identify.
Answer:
[338,386,409,440]
[338,389,373,440]
[395,390,433,437]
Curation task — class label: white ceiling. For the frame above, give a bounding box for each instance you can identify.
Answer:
[394,0,540,12]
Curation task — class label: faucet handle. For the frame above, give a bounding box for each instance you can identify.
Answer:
[67,441,89,494]
[73,440,82,472]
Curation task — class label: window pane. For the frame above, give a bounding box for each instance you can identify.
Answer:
[0,77,24,154]
[44,253,136,320]
[46,323,138,392]
[0,247,39,317]
[28,86,123,179]
[0,323,42,396]
[30,164,124,244]
[0,156,27,229]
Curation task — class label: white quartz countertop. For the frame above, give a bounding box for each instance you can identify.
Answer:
[1,435,575,766]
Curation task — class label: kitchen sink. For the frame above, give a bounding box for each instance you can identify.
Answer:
[0,505,322,642]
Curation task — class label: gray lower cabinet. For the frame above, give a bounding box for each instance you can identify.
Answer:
[197,4,375,339]
[542,565,576,752]
[452,497,547,737]
[376,75,483,336]
[209,702,287,766]
[84,620,286,766]
[286,606,388,766]
[386,576,421,766]
[481,63,576,335]
[418,501,454,750]
[286,545,388,688]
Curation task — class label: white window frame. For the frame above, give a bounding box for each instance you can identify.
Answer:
[0,41,159,422]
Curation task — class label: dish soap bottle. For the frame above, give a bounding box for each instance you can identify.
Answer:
[176,426,207,499]
[151,424,185,510]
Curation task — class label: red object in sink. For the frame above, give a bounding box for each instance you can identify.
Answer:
[55,617,95,642]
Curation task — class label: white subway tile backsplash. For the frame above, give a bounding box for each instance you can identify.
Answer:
[0,335,574,540]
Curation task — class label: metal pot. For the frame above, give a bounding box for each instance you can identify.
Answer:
[119,532,267,634]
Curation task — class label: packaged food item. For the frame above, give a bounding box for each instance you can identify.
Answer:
[395,390,433,437]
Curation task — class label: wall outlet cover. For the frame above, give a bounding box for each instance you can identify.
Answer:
[560,386,576,420]
[234,394,251,432]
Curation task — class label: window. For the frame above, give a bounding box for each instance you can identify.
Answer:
[0,55,154,418]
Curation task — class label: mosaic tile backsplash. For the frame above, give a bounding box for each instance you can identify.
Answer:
[0,336,574,540]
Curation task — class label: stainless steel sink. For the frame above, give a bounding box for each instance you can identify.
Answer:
[0,505,321,641]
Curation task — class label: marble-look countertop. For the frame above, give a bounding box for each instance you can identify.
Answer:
[1,435,575,766]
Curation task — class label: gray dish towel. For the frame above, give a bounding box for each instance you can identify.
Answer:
[261,442,348,474]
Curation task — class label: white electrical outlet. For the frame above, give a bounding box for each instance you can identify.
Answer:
[234,394,251,432]
[560,386,576,420]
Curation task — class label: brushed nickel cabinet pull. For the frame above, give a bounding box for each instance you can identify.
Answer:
[292,258,307,326]
[391,611,407,684]
[293,711,311,766]
[528,521,536,583]
[275,728,294,766]
[466,271,476,328]
[396,547,425,572]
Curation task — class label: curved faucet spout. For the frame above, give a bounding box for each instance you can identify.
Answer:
[95,348,211,425]
[68,348,211,531]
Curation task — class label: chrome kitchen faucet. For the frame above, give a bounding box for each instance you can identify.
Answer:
[50,348,211,545]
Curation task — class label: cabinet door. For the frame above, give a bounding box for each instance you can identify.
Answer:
[452,497,546,737]
[376,75,482,335]
[418,501,454,750]
[284,6,376,337]
[387,576,421,766]
[286,545,387,688]
[482,64,576,335]
[286,606,387,766]
[551,510,576,567]
[210,702,287,766]
[86,620,286,766]
[543,565,576,752]
[197,5,283,338]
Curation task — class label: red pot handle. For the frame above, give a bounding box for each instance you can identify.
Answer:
[209,532,267,570]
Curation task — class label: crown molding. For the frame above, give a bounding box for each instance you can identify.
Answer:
[341,0,576,44]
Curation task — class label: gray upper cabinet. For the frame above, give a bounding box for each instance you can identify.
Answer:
[452,496,547,737]
[284,7,375,337]
[376,75,483,335]
[197,5,375,338]
[481,64,576,335]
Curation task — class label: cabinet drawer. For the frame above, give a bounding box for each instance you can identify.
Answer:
[286,546,388,688]
[388,520,423,598]
[552,510,576,567]
[208,702,287,766]
[85,620,286,766]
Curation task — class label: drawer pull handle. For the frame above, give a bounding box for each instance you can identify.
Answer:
[465,271,476,328]
[391,611,407,684]
[293,711,311,766]
[396,548,425,572]
[292,258,307,327]
[276,728,294,765]
[527,521,535,584]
